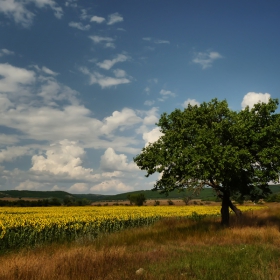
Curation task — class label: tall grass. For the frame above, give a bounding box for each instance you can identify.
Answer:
[0,204,280,280]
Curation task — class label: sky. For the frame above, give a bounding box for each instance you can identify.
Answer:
[0,0,279,195]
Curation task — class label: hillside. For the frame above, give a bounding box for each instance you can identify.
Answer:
[0,190,108,202]
[0,185,279,202]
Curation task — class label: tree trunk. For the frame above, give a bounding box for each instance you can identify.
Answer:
[221,192,230,226]
[220,192,242,226]
[229,199,242,218]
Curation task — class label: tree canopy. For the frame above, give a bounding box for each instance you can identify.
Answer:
[134,98,280,225]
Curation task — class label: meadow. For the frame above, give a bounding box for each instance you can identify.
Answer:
[0,204,279,279]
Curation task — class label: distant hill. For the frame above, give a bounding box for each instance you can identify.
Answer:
[0,190,108,202]
[0,185,279,202]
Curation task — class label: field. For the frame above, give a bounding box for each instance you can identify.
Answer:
[0,203,280,279]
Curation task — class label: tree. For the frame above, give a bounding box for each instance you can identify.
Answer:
[127,193,146,206]
[134,98,280,225]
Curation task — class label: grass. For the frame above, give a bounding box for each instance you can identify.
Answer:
[0,204,280,279]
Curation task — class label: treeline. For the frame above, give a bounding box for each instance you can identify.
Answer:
[0,197,91,207]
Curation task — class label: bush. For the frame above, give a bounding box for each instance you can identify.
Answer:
[167,199,174,205]
[265,193,280,202]
[182,196,192,205]
[154,200,160,206]
[127,193,146,206]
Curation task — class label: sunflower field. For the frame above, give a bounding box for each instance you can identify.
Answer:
[0,205,263,251]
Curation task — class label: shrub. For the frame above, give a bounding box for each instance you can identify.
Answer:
[167,199,174,205]
[127,193,146,206]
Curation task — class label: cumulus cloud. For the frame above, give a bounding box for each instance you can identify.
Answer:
[143,127,163,147]
[241,92,271,110]
[90,179,133,194]
[100,147,138,172]
[0,0,63,27]
[31,139,94,179]
[101,108,142,134]
[107,12,123,25]
[16,180,45,190]
[90,15,105,23]
[88,35,115,48]
[69,21,90,31]
[80,67,131,88]
[68,183,89,193]
[182,98,200,108]
[193,51,223,69]
[96,54,129,70]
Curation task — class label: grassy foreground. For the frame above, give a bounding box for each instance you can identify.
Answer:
[0,204,280,280]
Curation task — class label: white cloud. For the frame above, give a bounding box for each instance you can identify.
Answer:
[141,107,159,125]
[159,89,176,101]
[31,139,94,179]
[101,108,142,134]
[96,54,129,70]
[0,63,35,93]
[100,147,138,172]
[90,15,105,23]
[160,89,175,97]
[68,183,89,193]
[182,98,200,108]
[143,127,163,147]
[51,185,67,191]
[0,0,63,27]
[0,49,14,57]
[107,12,123,25]
[143,38,169,44]
[16,180,45,190]
[79,8,88,20]
[144,100,155,106]
[90,179,133,194]
[80,67,131,88]
[154,40,170,44]
[88,35,115,48]
[41,66,59,76]
[33,0,63,19]
[69,21,90,31]
[0,146,31,163]
[192,51,223,69]
[241,92,271,110]
[113,69,127,78]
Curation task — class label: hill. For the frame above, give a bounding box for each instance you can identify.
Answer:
[0,185,279,202]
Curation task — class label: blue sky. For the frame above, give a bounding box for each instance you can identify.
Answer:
[0,0,279,194]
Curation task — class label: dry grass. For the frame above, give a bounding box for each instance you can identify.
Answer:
[1,203,280,280]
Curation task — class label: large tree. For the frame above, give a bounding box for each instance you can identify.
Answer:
[134,98,280,225]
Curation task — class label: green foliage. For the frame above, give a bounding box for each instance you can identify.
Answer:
[127,193,146,206]
[265,193,280,202]
[134,98,280,203]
